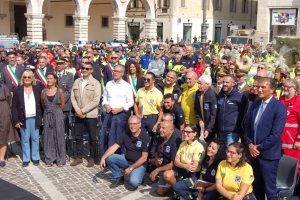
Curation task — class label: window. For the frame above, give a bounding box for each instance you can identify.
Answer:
[101,17,109,28]
[214,0,222,11]
[181,0,185,7]
[230,0,237,13]
[255,1,258,15]
[163,0,169,7]
[65,15,73,27]
[242,0,248,13]
[158,0,161,8]
[133,0,138,8]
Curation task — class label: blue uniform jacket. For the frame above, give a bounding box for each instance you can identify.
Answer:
[217,86,247,133]
[245,97,287,160]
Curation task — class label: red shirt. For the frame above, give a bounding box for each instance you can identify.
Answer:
[194,63,207,78]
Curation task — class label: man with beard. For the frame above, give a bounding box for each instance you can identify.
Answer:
[0,52,25,93]
[0,50,8,66]
[217,74,247,146]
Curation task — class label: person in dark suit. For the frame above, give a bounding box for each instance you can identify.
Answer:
[55,59,74,135]
[245,77,287,200]
[195,74,218,142]
[236,69,251,97]
[0,52,25,93]
[34,57,54,88]
[104,53,122,86]
[82,53,101,81]
[12,70,43,167]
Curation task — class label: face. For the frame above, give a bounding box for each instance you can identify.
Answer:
[38,58,47,68]
[222,76,235,93]
[111,54,119,63]
[163,98,175,110]
[207,142,219,157]
[182,126,197,142]
[128,117,141,133]
[46,74,57,87]
[268,46,273,53]
[226,145,242,163]
[197,56,203,63]
[8,54,16,65]
[159,121,173,138]
[82,64,93,77]
[20,45,26,51]
[283,81,296,97]
[220,60,228,68]
[42,46,49,52]
[257,80,274,100]
[296,61,300,70]
[216,75,224,84]
[274,69,281,80]
[16,57,24,65]
[175,55,181,63]
[113,66,124,79]
[129,64,137,74]
[228,65,235,74]
[186,73,197,88]
[253,80,259,95]
[236,75,246,85]
[56,62,65,71]
[1,52,6,59]
[155,53,161,60]
[197,80,209,93]
[257,64,266,72]
[85,54,93,62]
[186,47,193,57]
[23,72,33,85]
[165,72,176,85]
[212,57,220,66]
[144,74,155,88]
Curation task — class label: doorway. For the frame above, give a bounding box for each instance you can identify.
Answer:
[157,23,163,41]
[14,5,27,39]
[183,23,192,44]
[128,22,140,41]
[215,25,222,44]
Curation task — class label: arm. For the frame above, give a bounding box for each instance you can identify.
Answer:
[11,89,20,126]
[41,90,45,109]
[64,75,74,103]
[216,178,233,199]
[59,89,65,110]
[81,81,101,114]
[130,152,148,169]
[134,102,140,117]
[70,81,80,112]
[258,104,287,151]
[123,85,134,111]
[194,93,203,122]
[152,106,163,132]
[99,143,120,169]
[205,93,218,133]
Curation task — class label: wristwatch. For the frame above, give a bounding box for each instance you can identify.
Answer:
[155,168,159,173]
[129,167,133,171]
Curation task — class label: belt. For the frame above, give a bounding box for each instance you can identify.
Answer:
[143,114,158,119]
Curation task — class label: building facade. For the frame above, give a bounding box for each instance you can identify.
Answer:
[0,0,257,45]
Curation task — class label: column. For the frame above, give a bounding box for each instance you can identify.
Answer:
[112,17,127,40]
[24,13,44,43]
[145,19,157,40]
[73,15,90,45]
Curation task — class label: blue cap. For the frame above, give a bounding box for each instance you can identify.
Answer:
[0,44,4,48]
[29,44,35,48]
[13,42,19,45]
[202,48,208,51]
[90,40,93,44]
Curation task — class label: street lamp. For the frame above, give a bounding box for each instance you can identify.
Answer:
[201,0,207,47]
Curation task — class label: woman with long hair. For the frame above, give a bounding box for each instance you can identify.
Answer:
[194,54,207,78]
[41,73,66,167]
[64,57,76,77]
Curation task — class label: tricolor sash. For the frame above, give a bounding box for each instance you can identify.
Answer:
[127,75,138,97]
[36,69,47,87]
[5,65,19,87]
[77,70,82,78]
[107,63,115,73]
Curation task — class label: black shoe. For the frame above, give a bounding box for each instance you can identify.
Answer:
[32,160,39,166]
[22,162,30,167]
[128,186,138,191]
[109,176,124,188]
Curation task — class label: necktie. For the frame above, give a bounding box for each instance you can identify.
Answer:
[254,102,267,144]
[58,73,61,78]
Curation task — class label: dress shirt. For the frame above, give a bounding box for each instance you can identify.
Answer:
[238,82,247,91]
[81,75,91,93]
[217,84,223,90]
[102,79,134,111]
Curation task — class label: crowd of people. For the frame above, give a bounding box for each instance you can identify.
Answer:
[1,39,300,200]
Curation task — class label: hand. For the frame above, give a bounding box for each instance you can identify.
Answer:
[152,123,159,132]
[199,121,204,127]
[149,169,158,181]
[249,143,260,158]
[294,141,300,149]
[149,158,156,165]
[155,158,163,167]
[196,186,205,193]
[124,168,131,175]
[111,107,122,115]
[204,130,209,139]
[79,114,86,119]
[189,164,197,172]
[76,109,83,116]
[15,122,23,129]
[231,193,243,200]
[104,105,112,113]
[100,158,106,170]
[136,114,141,119]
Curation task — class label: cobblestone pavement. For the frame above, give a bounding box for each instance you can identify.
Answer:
[0,143,172,200]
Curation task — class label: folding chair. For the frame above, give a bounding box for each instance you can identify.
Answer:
[277,155,298,198]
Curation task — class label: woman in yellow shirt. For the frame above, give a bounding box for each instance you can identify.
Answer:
[166,124,205,200]
[216,142,256,200]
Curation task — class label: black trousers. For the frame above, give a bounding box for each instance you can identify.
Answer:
[74,117,97,159]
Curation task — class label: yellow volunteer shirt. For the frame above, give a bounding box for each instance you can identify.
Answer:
[176,140,205,172]
[135,86,163,115]
[163,80,176,95]
[216,160,254,195]
[179,83,198,124]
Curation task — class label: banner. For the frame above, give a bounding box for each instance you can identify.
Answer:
[272,9,296,26]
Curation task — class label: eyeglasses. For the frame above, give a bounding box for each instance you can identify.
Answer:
[83,56,91,59]
[221,62,227,65]
[159,49,164,51]
[82,67,92,71]
[42,48,48,50]
[257,67,265,70]
[144,78,151,82]
[23,76,32,79]
[229,68,235,71]
[36,51,41,53]
[113,70,122,73]
[283,85,294,89]
[183,130,194,134]
[226,150,237,155]
[129,123,139,126]
[198,58,202,60]
[111,57,118,59]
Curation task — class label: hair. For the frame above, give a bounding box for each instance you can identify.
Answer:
[128,115,141,124]
[46,72,59,88]
[146,72,156,80]
[163,93,175,101]
[38,56,47,62]
[223,74,236,83]
[228,142,250,167]
[115,65,125,72]
[257,77,276,90]
[162,112,174,120]
[184,124,199,141]
[198,75,212,86]
[20,70,37,85]
[207,138,227,161]
[7,52,16,57]
[285,78,300,95]
[197,54,205,65]
[83,62,93,68]
[128,63,143,77]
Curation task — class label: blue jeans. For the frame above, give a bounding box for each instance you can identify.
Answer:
[106,154,146,187]
[203,190,222,200]
[219,132,240,146]
[20,117,40,162]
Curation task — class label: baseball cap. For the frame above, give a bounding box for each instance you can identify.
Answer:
[0,44,4,48]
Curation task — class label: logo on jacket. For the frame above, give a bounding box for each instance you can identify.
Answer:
[136,141,142,147]
[211,169,216,176]
[204,103,209,110]
[174,93,178,99]
[165,146,170,153]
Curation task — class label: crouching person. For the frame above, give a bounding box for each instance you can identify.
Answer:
[149,121,182,196]
[100,115,150,190]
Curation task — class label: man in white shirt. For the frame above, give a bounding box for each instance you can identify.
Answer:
[100,65,134,155]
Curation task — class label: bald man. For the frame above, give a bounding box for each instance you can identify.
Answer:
[294,76,300,86]
[181,45,197,74]
[180,71,199,124]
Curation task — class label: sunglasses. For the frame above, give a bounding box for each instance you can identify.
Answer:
[229,68,235,70]
[183,130,194,134]
[221,63,227,65]
[144,78,151,82]
[36,51,41,53]
[226,150,237,155]
[83,56,91,59]
[23,76,32,79]
[82,67,92,71]
[257,67,265,70]
[198,58,202,60]
[159,49,164,51]
[42,48,48,50]
[111,57,118,59]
